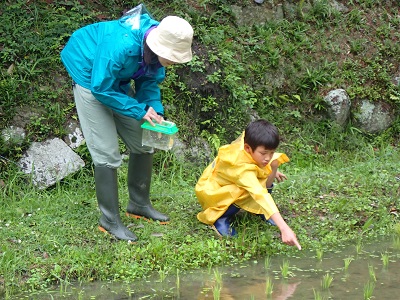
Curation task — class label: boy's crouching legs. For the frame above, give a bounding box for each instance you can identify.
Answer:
[213,205,240,237]
[259,183,276,226]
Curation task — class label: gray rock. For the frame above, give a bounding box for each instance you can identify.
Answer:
[172,137,213,166]
[323,89,351,127]
[1,126,26,145]
[353,100,394,134]
[18,138,85,189]
[394,76,400,86]
[64,120,85,149]
[282,2,300,20]
[231,4,281,27]
[330,0,349,13]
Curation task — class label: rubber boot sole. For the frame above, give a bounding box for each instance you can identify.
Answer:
[211,225,223,238]
[125,212,170,225]
[98,226,137,243]
[211,225,237,238]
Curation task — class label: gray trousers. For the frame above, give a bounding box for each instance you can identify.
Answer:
[73,84,153,168]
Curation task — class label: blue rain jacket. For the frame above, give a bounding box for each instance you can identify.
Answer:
[61,13,165,120]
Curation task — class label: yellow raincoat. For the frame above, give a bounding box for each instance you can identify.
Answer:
[195,132,289,225]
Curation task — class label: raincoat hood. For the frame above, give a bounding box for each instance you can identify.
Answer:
[217,132,289,177]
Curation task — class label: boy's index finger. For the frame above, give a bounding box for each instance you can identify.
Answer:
[295,240,302,250]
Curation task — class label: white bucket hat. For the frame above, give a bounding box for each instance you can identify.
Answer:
[146,16,193,63]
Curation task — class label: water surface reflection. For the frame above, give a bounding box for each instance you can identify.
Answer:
[16,236,400,299]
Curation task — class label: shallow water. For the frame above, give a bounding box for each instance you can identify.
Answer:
[12,236,400,299]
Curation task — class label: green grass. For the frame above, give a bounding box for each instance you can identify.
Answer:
[321,273,333,290]
[1,143,399,297]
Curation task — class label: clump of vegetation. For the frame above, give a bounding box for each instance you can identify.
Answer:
[1,0,399,163]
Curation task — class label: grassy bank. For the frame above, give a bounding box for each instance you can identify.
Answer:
[1,138,399,298]
[1,0,399,160]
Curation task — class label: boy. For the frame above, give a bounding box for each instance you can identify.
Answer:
[195,119,301,250]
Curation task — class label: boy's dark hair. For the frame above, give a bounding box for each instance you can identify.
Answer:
[244,119,280,151]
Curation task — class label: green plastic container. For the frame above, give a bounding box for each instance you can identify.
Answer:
[141,121,178,150]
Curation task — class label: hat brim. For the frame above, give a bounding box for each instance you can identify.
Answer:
[147,28,192,64]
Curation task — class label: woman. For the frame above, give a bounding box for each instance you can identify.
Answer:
[61,5,193,241]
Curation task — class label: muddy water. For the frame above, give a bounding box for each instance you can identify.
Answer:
[15,236,400,299]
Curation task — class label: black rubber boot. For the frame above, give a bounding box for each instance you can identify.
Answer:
[95,166,138,241]
[213,204,241,237]
[126,153,169,224]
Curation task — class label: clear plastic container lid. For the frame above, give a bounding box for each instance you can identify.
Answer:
[141,120,178,135]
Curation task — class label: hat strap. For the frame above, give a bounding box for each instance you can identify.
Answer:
[144,25,157,39]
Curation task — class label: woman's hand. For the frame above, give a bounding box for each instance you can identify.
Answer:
[143,107,163,125]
